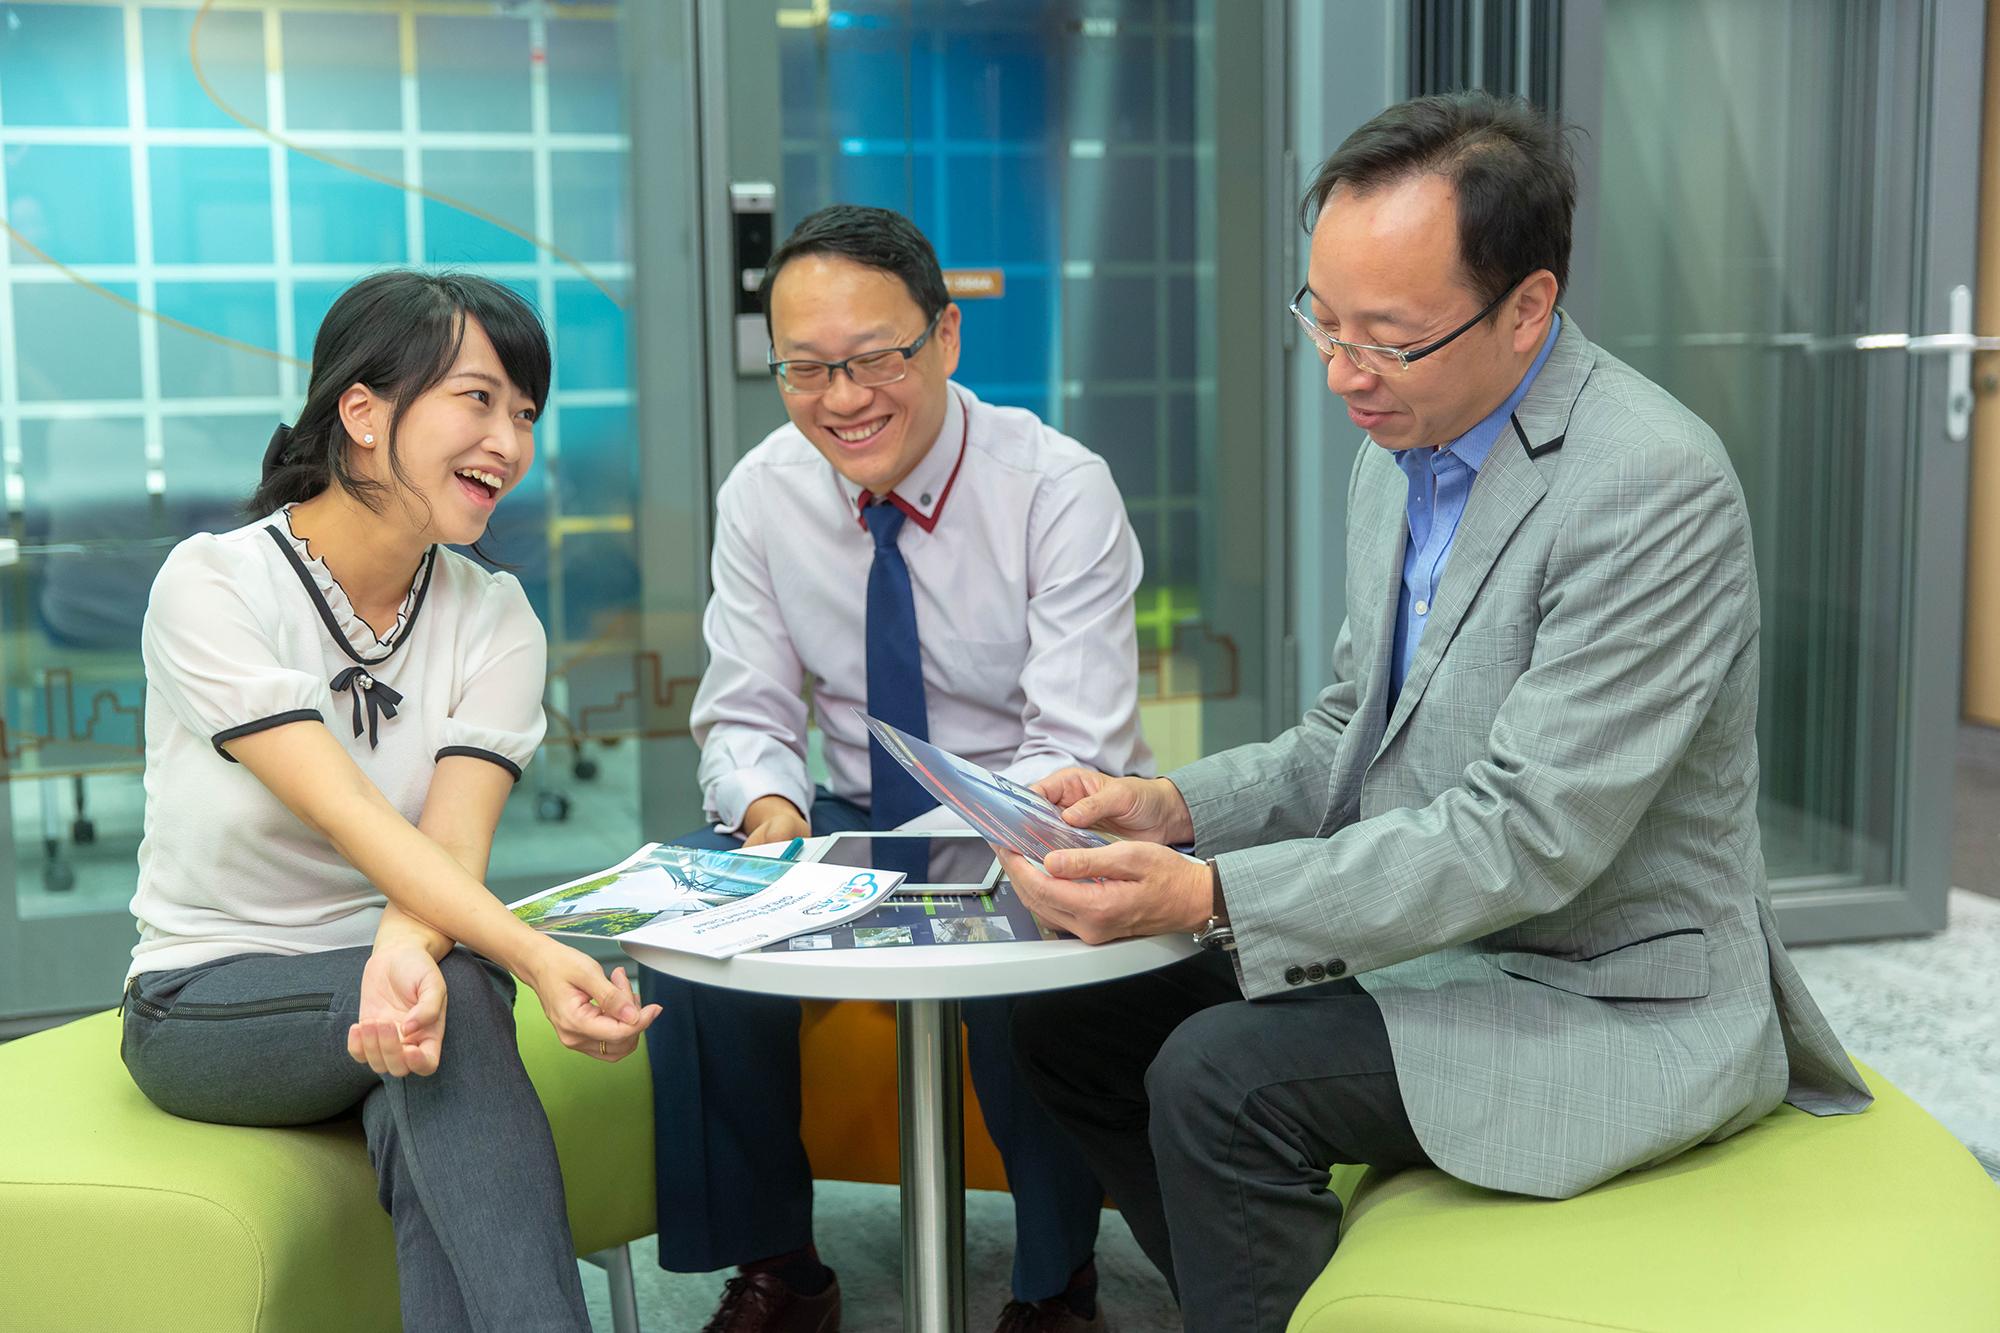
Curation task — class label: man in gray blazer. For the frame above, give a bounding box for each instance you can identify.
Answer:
[1002,91,1872,1332]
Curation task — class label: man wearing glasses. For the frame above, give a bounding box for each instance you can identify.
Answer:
[637,204,1149,1333]
[1001,93,1869,1332]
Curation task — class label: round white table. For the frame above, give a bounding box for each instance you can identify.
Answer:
[626,922,1199,1332]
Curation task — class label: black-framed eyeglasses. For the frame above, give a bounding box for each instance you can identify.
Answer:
[768,308,945,395]
[1288,277,1524,375]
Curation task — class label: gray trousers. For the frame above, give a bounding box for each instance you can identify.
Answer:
[1013,951,1429,1332]
[121,946,589,1333]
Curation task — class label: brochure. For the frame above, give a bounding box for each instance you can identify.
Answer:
[759,878,1066,953]
[508,843,903,959]
[860,713,1112,866]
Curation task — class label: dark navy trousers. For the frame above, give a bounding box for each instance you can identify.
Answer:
[638,791,1104,1301]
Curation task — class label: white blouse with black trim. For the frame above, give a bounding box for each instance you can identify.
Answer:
[127,511,548,979]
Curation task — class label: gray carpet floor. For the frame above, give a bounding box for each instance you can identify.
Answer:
[582,886,2000,1331]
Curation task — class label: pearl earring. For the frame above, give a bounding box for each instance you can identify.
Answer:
[363,433,375,444]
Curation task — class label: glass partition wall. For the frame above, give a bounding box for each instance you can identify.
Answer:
[0,0,709,1022]
[1572,0,1978,939]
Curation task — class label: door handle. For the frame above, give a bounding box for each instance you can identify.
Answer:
[1848,286,1985,442]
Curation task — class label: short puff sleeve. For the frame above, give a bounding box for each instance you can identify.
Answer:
[437,570,548,782]
[142,537,327,759]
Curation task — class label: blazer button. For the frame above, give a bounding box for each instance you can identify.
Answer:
[1304,963,1326,983]
[1284,966,1306,986]
[1326,958,1347,977]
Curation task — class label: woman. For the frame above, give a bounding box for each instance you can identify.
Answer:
[120,270,658,1332]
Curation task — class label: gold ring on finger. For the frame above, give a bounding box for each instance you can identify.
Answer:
[598,1038,607,1057]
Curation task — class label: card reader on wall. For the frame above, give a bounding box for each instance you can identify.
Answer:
[731,182,776,377]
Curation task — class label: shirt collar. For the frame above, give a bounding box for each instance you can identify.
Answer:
[1397,313,1562,480]
[838,383,971,534]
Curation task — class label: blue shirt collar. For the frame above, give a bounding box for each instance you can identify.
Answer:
[1397,313,1561,478]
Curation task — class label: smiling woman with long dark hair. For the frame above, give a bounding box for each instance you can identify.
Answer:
[121,270,659,1331]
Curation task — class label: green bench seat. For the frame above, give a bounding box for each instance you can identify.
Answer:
[0,989,653,1332]
[1295,1061,2000,1331]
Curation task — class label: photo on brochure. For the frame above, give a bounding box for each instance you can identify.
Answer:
[859,712,1112,865]
[762,877,1062,953]
[509,844,906,958]
[509,843,794,938]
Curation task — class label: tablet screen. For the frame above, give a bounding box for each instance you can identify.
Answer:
[815,835,997,892]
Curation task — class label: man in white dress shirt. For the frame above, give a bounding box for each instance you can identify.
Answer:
[637,205,1152,1333]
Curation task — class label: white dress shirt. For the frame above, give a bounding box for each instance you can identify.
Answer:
[693,382,1154,831]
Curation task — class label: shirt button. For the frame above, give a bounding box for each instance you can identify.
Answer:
[1284,966,1306,986]
[920,492,933,506]
[1305,963,1326,983]
[1414,599,1429,616]
[1327,958,1347,977]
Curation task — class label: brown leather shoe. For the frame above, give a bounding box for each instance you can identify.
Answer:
[992,1295,1105,1333]
[699,1271,842,1333]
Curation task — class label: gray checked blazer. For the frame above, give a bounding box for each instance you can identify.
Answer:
[1171,318,1871,1200]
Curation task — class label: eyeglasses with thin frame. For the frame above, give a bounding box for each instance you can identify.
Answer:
[768,307,945,395]
[1288,277,1524,376]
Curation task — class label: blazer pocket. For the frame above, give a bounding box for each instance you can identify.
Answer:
[1494,928,1710,1000]
[1441,621,1523,672]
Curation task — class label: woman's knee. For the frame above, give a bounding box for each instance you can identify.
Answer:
[437,949,517,1031]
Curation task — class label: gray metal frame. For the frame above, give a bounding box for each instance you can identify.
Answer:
[624,0,719,846]
[1210,1,1295,742]
[1286,0,1408,714]
[580,1244,642,1333]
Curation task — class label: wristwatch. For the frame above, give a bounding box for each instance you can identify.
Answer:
[1193,857,1235,952]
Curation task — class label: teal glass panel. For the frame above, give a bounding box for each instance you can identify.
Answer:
[550,151,627,264]
[289,151,407,266]
[547,18,622,134]
[415,16,531,133]
[154,282,282,399]
[142,7,265,131]
[12,283,142,402]
[0,3,126,127]
[553,281,629,392]
[422,151,536,265]
[279,11,401,132]
[4,145,135,265]
[162,414,270,516]
[18,416,151,653]
[292,280,346,361]
[148,147,273,265]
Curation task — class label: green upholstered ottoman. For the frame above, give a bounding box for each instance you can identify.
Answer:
[0,987,654,1332]
[1293,1063,2000,1332]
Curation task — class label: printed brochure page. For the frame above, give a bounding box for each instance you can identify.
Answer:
[860,712,1112,865]
[508,844,903,957]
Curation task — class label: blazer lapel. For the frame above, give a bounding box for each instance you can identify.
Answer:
[1371,317,1593,763]
[1349,455,1407,745]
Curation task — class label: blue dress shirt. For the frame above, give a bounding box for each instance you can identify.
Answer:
[1389,315,1561,703]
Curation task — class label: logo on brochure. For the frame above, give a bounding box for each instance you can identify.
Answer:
[800,871,882,916]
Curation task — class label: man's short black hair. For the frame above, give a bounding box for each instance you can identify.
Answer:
[1301,91,1577,306]
[760,204,950,336]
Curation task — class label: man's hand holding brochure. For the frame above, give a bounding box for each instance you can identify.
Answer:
[858,712,1210,945]
[508,843,902,958]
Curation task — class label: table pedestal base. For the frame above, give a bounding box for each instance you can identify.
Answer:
[897,997,966,1332]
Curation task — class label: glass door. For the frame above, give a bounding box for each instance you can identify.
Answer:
[1557,0,1981,941]
[692,0,1288,774]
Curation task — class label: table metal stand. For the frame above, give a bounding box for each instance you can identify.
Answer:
[897,997,967,1332]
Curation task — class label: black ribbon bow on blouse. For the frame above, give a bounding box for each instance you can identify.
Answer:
[330,666,403,749]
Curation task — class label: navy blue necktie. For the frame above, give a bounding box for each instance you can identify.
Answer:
[863,500,932,830]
